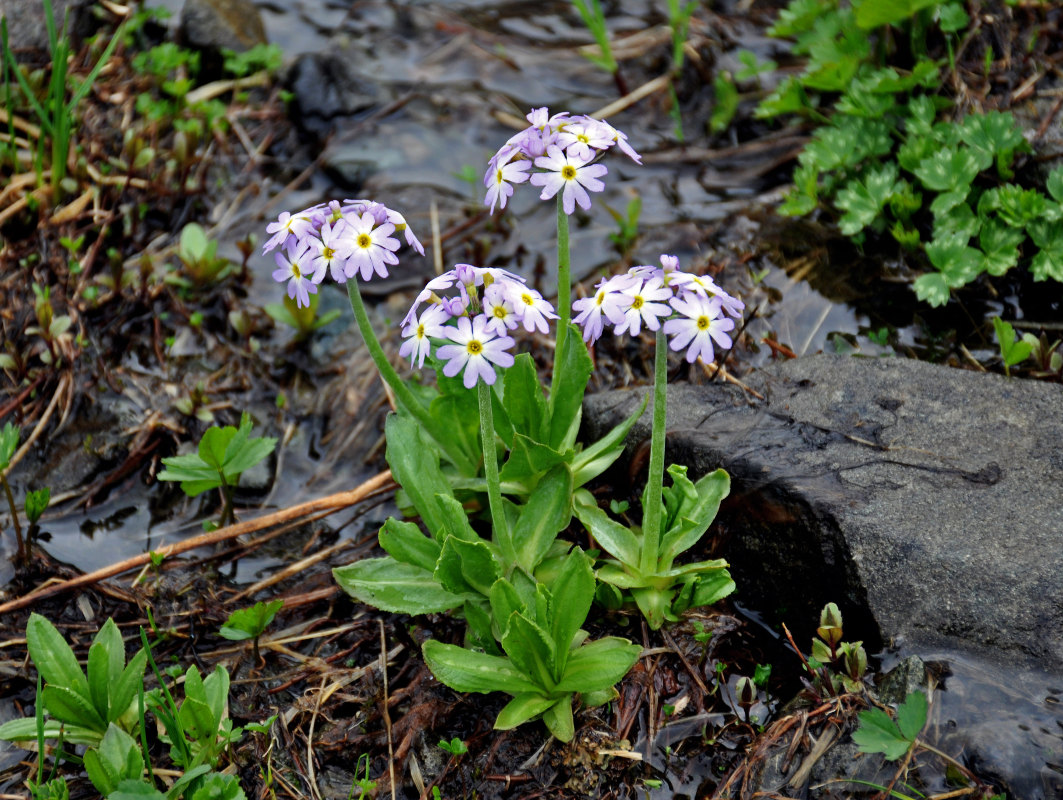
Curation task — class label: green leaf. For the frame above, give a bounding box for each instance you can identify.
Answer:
[190,772,246,800]
[489,578,527,634]
[27,613,89,699]
[384,414,453,538]
[659,468,730,570]
[979,221,1024,276]
[926,233,983,287]
[0,717,101,746]
[556,637,642,694]
[980,185,1052,229]
[435,493,479,544]
[932,201,980,241]
[498,434,568,486]
[24,486,50,523]
[993,317,1034,368]
[503,354,547,440]
[937,2,968,32]
[378,518,441,572]
[958,111,1026,173]
[896,690,928,741]
[41,684,106,731]
[914,148,981,193]
[852,706,913,760]
[570,393,647,488]
[547,323,593,451]
[755,76,810,119]
[632,586,674,629]
[1027,221,1063,282]
[218,600,283,641]
[573,490,641,568]
[710,71,738,135]
[334,557,465,614]
[110,648,147,725]
[546,548,595,672]
[110,779,166,800]
[1046,167,1063,204]
[494,693,556,730]
[434,534,499,598]
[511,464,573,573]
[543,697,575,742]
[502,613,557,689]
[854,0,938,29]
[197,425,231,471]
[834,163,900,235]
[85,723,144,796]
[422,640,540,695]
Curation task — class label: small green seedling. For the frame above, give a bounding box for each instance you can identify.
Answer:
[218,599,283,665]
[604,194,642,252]
[437,737,468,758]
[753,663,772,687]
[174,222,232,286]
[571,0,619,80]
[0,614,147,747]
[265,292,342,340]
[0,422,24,561]
[349,754,376,800]
[992,317,1033,377]
[25,487,50,525]
[852,690,928,761]
[158,412,277,526]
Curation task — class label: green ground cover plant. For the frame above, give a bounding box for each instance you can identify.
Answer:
[758,0,1063,306]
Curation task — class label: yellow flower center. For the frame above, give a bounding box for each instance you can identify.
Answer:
[493,306,507,319]
[631,296,644,309]
[292,264,302,279]
[561,165,577,180]
[520,293,534,307]
[696,316,710,330]
[595,292,605,306]
[467,340,483,355]
[577,133,589,144]
[323,246,335,260]
[417,323,426,338]
[496,168,504,183]
[358,234,372,248]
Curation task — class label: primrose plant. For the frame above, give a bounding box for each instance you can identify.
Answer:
[571,254,741,628]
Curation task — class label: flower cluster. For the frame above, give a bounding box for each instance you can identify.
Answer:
[572,255,744,364]
[400,264,558,388]
[485,108,641,215]
[263,199,424,308]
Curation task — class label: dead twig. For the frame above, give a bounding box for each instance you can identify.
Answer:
[0,470,395,614]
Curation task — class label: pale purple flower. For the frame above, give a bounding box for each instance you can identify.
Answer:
[613,276,673,337]
[599,120,642,164]
[263,210,313,254]
[485,159,532,214]
[384,207,425,255]
[530,146,608,215]
[663,295,735,364]
[342,212,400,281]
[309,220,351,284]
[483,283,519,336]
[437,315,515,388]
[511,286,557,334]
[556,118,615,162]
[572,274,636,343]
[272,238,316,308]
[400,304,451,368]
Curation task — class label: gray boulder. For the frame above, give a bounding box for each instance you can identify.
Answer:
[0,0,90,52]
[179,0,266,56]
[583,354,1063,671]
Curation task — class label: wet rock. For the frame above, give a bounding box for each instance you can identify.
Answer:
[583,354,1063,798]
[179,0,267,56]
[584,354,1063,670]
[284,50,386,142]
[0,0,91,52]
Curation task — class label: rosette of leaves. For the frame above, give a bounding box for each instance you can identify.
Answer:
[574,465,735,629]
[422,548,642,742]
[0,615,146,747]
